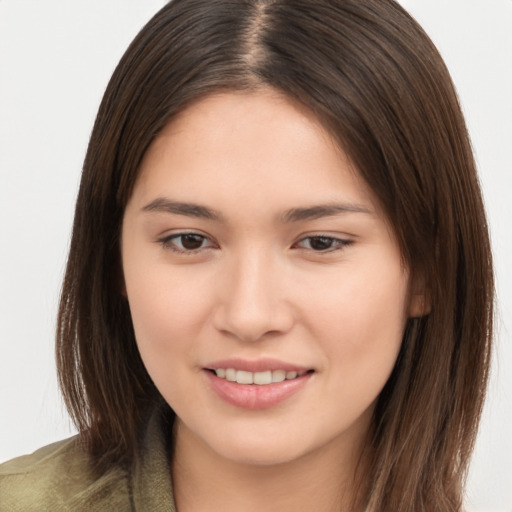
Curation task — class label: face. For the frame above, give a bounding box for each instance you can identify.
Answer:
[121,89,415,467]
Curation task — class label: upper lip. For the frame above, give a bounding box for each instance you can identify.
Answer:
[205,358,312,373]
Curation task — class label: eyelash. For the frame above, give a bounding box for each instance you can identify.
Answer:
[158,232,353,255]
[294,236,353,252]
[158,233,216,254]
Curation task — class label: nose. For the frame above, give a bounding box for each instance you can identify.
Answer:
[213,249,294,343]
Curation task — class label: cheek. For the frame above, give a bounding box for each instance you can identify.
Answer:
[124,266,213,378]
[303,261,408,397]
[306,257,408,333]
[124,273,212,411]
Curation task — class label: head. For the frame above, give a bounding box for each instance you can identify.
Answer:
[57,0,493,510]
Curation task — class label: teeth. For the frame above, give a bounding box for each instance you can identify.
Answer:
[253,370,272,385]
[214,368,307,385]
[236,370,253,384]
[272,369,286,383]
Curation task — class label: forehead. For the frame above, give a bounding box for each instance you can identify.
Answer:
[130,89,380,217]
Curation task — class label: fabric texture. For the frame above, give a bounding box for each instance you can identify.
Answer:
[0,411,176,511]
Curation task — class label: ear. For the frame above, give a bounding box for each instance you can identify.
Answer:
[408,273,430,318]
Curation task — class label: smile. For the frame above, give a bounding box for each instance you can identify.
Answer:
[204,363,314,410]
[212,368,308,385]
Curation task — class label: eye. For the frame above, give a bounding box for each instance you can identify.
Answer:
[295,236,351,252]
[159,232,215,253]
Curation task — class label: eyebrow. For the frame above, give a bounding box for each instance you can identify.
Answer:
[142,197,373,223]
[281,203,373,223]
[142,198,223,221]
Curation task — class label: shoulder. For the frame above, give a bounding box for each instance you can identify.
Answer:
[0,436,131,512]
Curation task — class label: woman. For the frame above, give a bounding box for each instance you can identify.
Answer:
[0,1,493,510]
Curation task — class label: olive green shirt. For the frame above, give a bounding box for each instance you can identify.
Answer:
[0,412,176,511]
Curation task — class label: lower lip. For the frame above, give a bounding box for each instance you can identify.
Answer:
[204,370,312,410]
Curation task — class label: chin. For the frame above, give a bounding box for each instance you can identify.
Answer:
[201,423,321,467]
[216,440,306,467]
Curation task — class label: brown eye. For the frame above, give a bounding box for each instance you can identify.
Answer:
[309,237,335,251]
[160,233,214,253]
[296,236,351,252]
[180,234,206,250]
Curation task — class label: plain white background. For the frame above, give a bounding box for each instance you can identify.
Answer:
[0,1,510,510]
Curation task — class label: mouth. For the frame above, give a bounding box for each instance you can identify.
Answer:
[203,361,315,410]
[206,368,312,385]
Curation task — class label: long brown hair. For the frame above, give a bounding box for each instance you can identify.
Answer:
[57,1,494,510]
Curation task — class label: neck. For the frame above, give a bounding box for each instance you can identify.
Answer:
[171,419,370,512]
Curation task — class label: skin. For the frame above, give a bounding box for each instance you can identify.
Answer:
[121,89,422,511]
